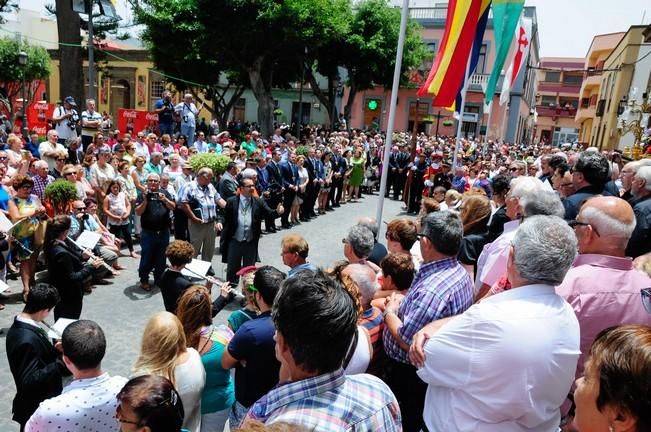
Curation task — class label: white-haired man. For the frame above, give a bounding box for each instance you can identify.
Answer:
[39,130,66,170]
[175,93,200,146]
[626,166,651,258]
[80,99,102,151]
[410,215,581,432]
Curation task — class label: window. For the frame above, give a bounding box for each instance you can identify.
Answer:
[422,42,437,70]
[476,44,487,74]
[581,97,589,108]
[541,95,557,106]
[563,74,582,86]
[545,71,560,82]
[558,98,578,109]
[150,80,164,99]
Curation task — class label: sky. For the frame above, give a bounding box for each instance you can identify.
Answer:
[15,0,651,58]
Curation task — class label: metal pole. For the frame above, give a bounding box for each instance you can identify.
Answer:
[87,0,95,101]
[452,52,473,168]
[375,0,409,231]
[22,67,28,139]
[485,100,493,141]
[435,111,441,137]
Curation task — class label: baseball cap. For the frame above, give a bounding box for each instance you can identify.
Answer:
[64,96,77,106]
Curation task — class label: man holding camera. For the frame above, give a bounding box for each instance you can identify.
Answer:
[154,90,175,136]
[136,173,175,291]
[51,96,79,146]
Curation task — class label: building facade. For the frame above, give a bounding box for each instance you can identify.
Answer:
[593,26,650,151]
[574,32,625,146]
[534,57,584,146]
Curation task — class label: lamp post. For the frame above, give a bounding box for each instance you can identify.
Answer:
[18,50,28,139]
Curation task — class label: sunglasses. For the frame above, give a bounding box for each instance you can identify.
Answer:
[568,219,600,237]
[641,288,651,314]
[57,158,67,162]
[64,172,76,176]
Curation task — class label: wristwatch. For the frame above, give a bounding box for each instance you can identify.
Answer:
[383,308,396,319]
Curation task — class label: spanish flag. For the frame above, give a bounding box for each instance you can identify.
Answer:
[417,0,487,107]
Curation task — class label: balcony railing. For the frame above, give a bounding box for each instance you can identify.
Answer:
[469,73,489,88]
[409,7,493,20]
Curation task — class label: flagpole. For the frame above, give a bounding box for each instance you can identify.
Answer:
[375,0,409,232]
[452,50,473,168]
[485,100,493,141]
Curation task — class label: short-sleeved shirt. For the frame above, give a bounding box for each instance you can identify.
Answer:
[227,311,280,407]
[179,181,221,223]
[136,189,172,231]
[81,110,102,137]
[154,98,175,125]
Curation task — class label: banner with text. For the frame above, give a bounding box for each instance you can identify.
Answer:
[117,109,160,138]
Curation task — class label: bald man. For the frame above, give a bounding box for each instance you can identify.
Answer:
[557,196,651,380]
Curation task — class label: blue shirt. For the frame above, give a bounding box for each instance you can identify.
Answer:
[287,262,318,277]
[383,257,473,364]
[227,312,280,407]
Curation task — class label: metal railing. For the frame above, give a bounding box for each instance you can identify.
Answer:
[408,7,493,20]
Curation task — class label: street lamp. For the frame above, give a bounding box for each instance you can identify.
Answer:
[18,51,28,139]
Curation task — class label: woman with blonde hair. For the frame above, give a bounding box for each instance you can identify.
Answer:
[133,311,206,432]
[176,286,235,432]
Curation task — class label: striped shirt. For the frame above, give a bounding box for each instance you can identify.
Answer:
[246,368,402,431]
[360,307,384,372]
[383,257,473,364]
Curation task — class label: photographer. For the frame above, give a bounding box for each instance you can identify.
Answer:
[154,90,175,136]
[52,96,79,146]
[136,173,175,291]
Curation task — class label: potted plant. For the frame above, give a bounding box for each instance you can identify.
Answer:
[443,120,454,127]
[44,180,78,216]
[421,116,434,124]
[295,145,310,157]
[273,108,284,117]
[189,153,231,175]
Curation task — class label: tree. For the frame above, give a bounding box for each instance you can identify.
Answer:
[0,0,16,23]
[134,0,350,136]
[0,38,51,116]
[133,0,247,126]
[339,0,426,126]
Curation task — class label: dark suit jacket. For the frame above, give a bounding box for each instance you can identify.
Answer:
[265,160,283,193]
[279,161,300,189]
[6,319,66,425]
[218,172,239,200]
[47,240,93,304]
[220,196,279,263]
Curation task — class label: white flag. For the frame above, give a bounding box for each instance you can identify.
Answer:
[500,17,532,106]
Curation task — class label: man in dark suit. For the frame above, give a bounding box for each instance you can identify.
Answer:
[218,162,239,200]
[279,152,300,228]
[386,145,399,198]
[221,177,284,284]
[6,284,69,430]
[329,144,346,208]
[393,144,411,201]
[301,147,320,221]
[264,150,285,233]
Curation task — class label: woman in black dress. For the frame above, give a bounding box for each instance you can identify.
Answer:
[44,215,102,320]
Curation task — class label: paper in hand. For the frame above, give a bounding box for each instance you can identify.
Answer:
[181,259,212,278]
[76,231,101,250]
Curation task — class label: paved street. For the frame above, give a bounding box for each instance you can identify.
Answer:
[0,193,405,431]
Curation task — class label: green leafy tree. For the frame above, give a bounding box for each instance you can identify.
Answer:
[0,38,51,115]
[134,0,350,136]
[134,0,248,126]
[340,0,426,126]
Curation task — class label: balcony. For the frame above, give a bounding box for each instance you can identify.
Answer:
[537,105,577,118]
[409,6,493,21]
[538,82,582,95]
[581,74,601,90]
[469,73,489,91]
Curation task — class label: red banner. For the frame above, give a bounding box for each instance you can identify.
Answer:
[117,108,160,138]
[28,102,56,136]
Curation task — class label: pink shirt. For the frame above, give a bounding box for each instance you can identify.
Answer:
[556,254,651,379]
[474,219,520,294]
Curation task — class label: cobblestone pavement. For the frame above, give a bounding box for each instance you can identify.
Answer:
[0,193,405,430]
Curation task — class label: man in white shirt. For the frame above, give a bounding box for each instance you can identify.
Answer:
[410,215,581,432]
[133,131,150,160]
[193,131,210,153]
[175,93,200,147]
[80,99,102,151]
[39,129,67,171]
[51,96,79,145]
[25,320,127,432]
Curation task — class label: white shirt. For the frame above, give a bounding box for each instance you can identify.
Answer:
[418,284,580,432]
[25,373,127,432]
[134,140,150,160]
[53,106,78,141]
[174,348,206,432]
[38,140,66,170]
[474,219,520,294]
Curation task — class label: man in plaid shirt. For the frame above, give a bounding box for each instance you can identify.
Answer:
[383,211,473,432]
[244,269,402,431]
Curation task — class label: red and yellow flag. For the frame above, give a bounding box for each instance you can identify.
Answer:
[417,0,486,107]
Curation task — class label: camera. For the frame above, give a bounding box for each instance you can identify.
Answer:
[67,112,79,130]
[182,115,189,123]
[147,192,159,201]
[82,213,89,221]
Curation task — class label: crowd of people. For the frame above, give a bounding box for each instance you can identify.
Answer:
[2,93,651,432]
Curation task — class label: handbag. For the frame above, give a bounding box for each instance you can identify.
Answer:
[33,219,48,249]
